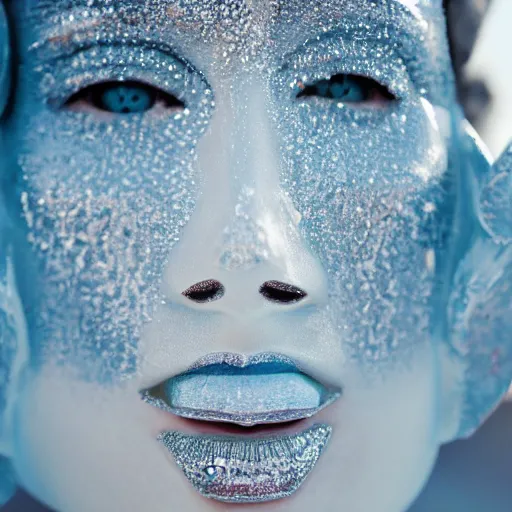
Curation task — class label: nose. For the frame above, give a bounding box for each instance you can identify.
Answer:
[182,278,308,305]
[258,281,308,304]
[182,279,225,304]
[161,74,327,314]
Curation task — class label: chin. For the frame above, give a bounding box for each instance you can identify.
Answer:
[10,345,439,512]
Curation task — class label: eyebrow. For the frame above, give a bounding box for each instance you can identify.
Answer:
[27,0,202,56]
[27,5,175,59]
[28,0,437,73]
[28,0,432,36]
[277,0,434,61]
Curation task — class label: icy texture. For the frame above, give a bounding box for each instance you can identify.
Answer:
[0,0,510,510]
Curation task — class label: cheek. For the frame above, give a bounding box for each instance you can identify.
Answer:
[277,97,447,192]
[10,345,439,512]
[319,351,438,510]
[8,109,203,378]
[275,99,451,365]
[10,370,184,512]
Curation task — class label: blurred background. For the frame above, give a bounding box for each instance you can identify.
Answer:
[2,0,512,511]
[466,0,511,156]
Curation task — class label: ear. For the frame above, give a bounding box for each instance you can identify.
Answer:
[443,129,512,441]
[0,0,17,504]
[479,143,512,243]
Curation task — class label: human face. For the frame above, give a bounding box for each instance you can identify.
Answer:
[1,0,464,511]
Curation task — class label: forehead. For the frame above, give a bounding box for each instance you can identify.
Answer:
[17,0,446,54]
[23,0,444,14]
[11,0,451,105]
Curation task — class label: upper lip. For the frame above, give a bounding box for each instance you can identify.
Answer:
[142,352,341,427]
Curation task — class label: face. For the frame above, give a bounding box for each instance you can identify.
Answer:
[0,0,502,511]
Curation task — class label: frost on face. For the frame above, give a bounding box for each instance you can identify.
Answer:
[9,0,457,383]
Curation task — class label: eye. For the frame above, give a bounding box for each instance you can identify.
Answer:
[65,80,185,114]
[296,74,396,106]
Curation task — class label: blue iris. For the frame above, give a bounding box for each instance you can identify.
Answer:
[297,74,394,103]
[97,83,156,114]
[66,80,186,114]
[330,77,366,102]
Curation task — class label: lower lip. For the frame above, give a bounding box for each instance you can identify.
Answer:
[159,423,332,503]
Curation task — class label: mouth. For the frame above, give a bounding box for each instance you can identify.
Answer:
[159,424,332,503]
[142,352,340,426]
[141,352,340,503]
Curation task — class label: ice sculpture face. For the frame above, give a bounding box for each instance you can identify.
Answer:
[0,0,511,511]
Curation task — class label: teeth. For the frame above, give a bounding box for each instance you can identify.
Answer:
[159,424,332,503]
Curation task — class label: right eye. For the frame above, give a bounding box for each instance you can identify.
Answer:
[65,80,185,114]
[296,73,397,107]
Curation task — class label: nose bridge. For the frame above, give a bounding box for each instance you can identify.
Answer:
[161,73,327,307]
[218,77,288,271]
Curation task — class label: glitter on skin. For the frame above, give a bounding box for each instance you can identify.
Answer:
[0,0,511,510]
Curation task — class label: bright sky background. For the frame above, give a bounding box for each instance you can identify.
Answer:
[467,0,512,157]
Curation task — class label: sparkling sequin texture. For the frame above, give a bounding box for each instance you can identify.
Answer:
[159,424,332,503]
[268,2,454,366]
[6,0,455,381]
[0,2,511,509]
[9,0,217,379]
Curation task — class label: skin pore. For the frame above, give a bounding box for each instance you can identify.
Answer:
[1,1,511,511]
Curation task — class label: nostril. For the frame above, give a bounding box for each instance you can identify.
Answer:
[259,281,307,304]
[182,279,225,303]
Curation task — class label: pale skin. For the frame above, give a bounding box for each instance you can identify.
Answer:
[0,1,511,511]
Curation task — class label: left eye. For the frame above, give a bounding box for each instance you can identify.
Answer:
[65,80,185,114]
[296,73,396,105]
